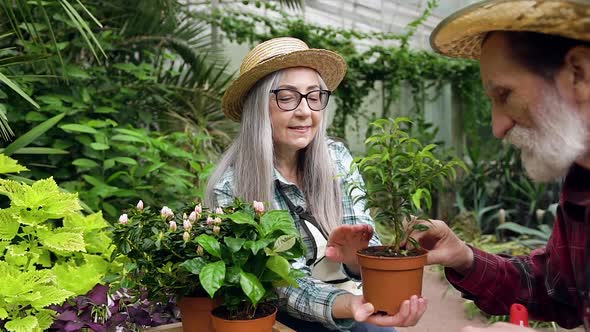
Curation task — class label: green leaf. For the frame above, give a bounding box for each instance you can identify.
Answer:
[2,113,65,156]
[223,237,246,253]
[260,210,297,236]
[0,155,28,174]
[111,134,144,143]
[0,307,7,319]
[0,71,39,109]
[273,235,296,253]
[225,265,242,284]
[59,124,98,134]
[196,234,221,258]
[265,255,291,280]
[30,286,74,308]
[113,157,137,166]
[72,158,99,168]
[244,238,274,255]
[180,257,206,274]
[0,210,19,240]
[5,315,38,332]
[412,189,423,210]
[90,142,109,150]
[226,211,257,227]
[199,261,225,298]
[239,271,265,306]
[37,229,86,253]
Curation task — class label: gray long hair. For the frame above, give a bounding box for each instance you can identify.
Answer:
[205,68,342,233]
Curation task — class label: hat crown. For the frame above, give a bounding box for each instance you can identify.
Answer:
[239,37,310,74]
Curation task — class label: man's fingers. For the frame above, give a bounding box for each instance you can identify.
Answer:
[353,302,375,322]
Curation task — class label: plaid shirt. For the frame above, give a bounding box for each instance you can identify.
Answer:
[446,163,590,330]
[211,140,381,331]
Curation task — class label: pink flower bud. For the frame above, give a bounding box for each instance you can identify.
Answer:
[136,200,144,211]
[215,207,224,215]
[183,219,192,230]
[213,226,220,235]
[196,245,204,256]
[189,211,197,222]
[214,217,222,225]
[169,220,177,231]
[253,200,265,214]
[160,206,174,220]
[183,231,190,242]
[194,204,202,214]
[206,216,214,225]
[118,214,128,225]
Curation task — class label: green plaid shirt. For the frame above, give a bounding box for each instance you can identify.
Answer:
[211,140,381,331]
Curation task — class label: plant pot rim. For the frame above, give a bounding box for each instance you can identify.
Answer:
[356,246,428,260]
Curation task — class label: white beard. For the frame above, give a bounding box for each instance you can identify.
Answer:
[505,89,588,182]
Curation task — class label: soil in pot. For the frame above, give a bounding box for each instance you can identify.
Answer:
[356,246,427,315]
[210,303,277,332]
[358,246,424,257]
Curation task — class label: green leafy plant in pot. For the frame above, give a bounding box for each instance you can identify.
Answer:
[197,199,305,332]
[111,200,218,332]
[350,117,464,315]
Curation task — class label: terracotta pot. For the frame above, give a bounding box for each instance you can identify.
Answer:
[210,307,277,332]
[178,297,220,332]
[356,246,427,315]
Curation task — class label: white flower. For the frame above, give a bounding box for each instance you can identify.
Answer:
[253,200,265,214]
[194,204,202,214]
[183,231,190,242]
[183,219,192,230]
[213,226,220,235]
[206,216,214,225]
[214,217,222,225]
[215,207,224,215]
[196,245,204,256]
[118,214,128,225]
[136,200,144,211]
[189,211,197,222]
[169,220,177,232]
[160,206,174,219]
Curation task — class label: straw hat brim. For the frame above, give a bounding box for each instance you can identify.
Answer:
[430,0,590,59]
[222,49,347,122]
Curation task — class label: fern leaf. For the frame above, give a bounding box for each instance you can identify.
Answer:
[0,155,28,174]
[5,315,38,332]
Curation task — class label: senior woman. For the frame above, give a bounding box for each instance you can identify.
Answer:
[205,37,426,332]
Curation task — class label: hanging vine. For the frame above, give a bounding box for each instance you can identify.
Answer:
[199,0,492,151]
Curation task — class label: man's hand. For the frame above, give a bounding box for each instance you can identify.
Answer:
[333,294,427,327]
[325,224,373,270]
[410,219,474,273]
[461,322,539,332]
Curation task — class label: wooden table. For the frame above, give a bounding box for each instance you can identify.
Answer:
[146,321,294,331]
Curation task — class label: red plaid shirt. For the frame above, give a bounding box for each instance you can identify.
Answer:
[446,163,590,330]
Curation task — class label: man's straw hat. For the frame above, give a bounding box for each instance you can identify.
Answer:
[222,37,347,122]
[430,0,590,59]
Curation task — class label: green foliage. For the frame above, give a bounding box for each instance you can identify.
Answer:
[0,155,113,332]
[2,0,232,219]
[350,117,464,253]
[111,198,305,320]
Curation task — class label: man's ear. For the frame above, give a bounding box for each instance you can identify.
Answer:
[562,46,590,103]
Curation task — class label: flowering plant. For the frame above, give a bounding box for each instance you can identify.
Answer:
[111,198,306,320]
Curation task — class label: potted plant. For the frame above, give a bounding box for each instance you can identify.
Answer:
[111,198,305,332]
[350,117,463,315]
[111,201,217,332]
[198,199,305,332]
[0,155,114,332]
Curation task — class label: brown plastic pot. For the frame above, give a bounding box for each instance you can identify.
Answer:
[356,246,427,315]
[178,297,220,332]
[210,307,277,332]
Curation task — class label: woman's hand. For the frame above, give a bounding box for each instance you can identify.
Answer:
[325,224,373,273]
[333,294,427,327]
[461,322,538,332]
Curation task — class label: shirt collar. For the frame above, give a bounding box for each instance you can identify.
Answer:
[562,163,590,206]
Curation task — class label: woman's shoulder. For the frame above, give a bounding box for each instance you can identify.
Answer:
[212,166,235,190]
[326,138,353,161]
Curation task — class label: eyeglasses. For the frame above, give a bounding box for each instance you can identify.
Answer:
[270,89,331,111]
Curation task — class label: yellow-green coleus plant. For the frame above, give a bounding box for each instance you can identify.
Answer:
[0,155,113,332]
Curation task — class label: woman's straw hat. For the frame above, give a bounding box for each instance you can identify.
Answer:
[222,37,347,122]
[430,0,590,59]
